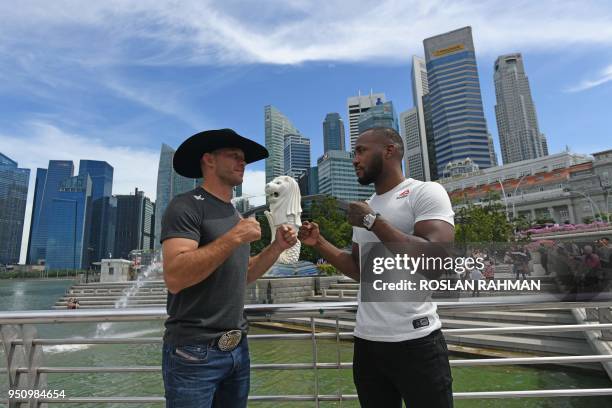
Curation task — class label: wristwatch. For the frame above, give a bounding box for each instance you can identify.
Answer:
[362,212,380,231]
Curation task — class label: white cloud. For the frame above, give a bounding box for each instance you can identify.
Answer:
[1,1,611,67]
[103,79,207,129]
[566,64,612,92]
[239,170,267,207]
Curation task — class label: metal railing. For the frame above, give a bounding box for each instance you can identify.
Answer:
[2,301,612,406]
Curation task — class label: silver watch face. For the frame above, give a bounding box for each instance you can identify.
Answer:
[363,213,376,229]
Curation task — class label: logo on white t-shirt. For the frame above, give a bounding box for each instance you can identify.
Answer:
[396,188,410,199]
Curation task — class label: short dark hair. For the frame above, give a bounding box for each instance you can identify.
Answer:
[364,127,404,158]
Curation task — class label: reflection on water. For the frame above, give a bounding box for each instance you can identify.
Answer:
[1,280,612,408]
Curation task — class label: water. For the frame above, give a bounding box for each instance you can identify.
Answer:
[95,262,163,338]
[1,279,612,407]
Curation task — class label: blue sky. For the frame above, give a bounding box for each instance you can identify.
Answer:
[1,1,612,261]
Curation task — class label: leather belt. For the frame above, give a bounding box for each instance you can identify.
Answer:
[210,330,243,351]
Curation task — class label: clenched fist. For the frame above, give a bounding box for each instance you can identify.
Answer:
[298,221,320,246]
[347,201,374,227]
[273,225,298,250]
[231,217,261,244]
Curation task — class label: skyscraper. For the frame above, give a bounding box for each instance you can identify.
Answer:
[322,113,346,152]
[400,108,425,180]
[26,168,47,264]
[407,55,431,181]
[234,184,242,198]
[154,143,197,248]
[317,150,374,202]
[298,166,319,197]
[78,160,114,263]
[45,174,92,270]
[27,160,74,264]
[115,188,155,259]
[347,92,386,151]
[487,134,499,167]
[357,100,399,134]
[283,134,311,179]
[0,153,30,265]
[265,105,301,184]
[78,160,113,200]
[494,53,548,164]
[423,26,493,179]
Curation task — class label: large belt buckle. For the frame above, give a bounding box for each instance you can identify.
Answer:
[218,330,242,351]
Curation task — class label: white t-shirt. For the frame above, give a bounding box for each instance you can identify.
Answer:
[352,178,455,342]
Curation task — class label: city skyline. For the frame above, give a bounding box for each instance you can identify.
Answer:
[1,2,612,262]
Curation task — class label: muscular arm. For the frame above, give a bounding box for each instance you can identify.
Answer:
[246,242,284,284]
[313,238,361,282]
[163,233,241,295]
[371,217,454,244]
[246,224,298,283]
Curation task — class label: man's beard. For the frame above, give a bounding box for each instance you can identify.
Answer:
[357,153,382,185]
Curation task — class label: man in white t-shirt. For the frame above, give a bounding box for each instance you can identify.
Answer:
[299,127,454,407]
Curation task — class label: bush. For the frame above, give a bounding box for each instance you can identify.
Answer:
[316,264,340,276]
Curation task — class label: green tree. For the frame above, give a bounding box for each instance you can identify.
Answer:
[250,214,272,256]
[455,192,514,243]
[249,196,353,263]
[301,196,353,263]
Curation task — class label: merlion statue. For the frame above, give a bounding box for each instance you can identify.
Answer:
[264,175,302,264]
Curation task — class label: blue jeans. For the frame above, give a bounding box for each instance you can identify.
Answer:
[162,339,250,408]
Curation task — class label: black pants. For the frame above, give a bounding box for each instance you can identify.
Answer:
[353,329,453,408]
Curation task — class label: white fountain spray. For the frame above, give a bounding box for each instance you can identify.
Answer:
[94,261,163,338]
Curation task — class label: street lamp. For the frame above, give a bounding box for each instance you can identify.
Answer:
[564,188,601,222]
[511,174,529,220]
[497,180,510,221]
[597,175,611,220]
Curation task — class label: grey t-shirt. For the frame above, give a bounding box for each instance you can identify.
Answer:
[160,186,250,345]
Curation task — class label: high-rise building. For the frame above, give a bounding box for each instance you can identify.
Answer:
[115,188,155,259]
[494,53,547,164]
[323,113,346,152]
[0,153,30,265]
[347,92,386,151]
[78,160,113,200]
[298,166,319,197]
[234,198,250,214]
[26,168,47,264]
[154,143,197,249]
[27,160,74,264]
[265,105,301,184]
[407,55,432,180]
[95,196,117,259]
[142,197,155,251]
[317,151,374,202]
[45,175,92,270]
[488,134,498,167]
[423,26,493,179]
[283,134,311,179]
[400,108,426,180]
[78,160,114,263]
[234,184,243,198]
[357,100,399,134]
[541,134,549,156]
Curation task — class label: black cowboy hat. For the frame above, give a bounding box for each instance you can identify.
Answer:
[173,128,269,178]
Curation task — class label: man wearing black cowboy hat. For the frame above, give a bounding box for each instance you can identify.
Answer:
[160,128,297,408]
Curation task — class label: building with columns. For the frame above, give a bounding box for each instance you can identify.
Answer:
[439,151,612,224]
